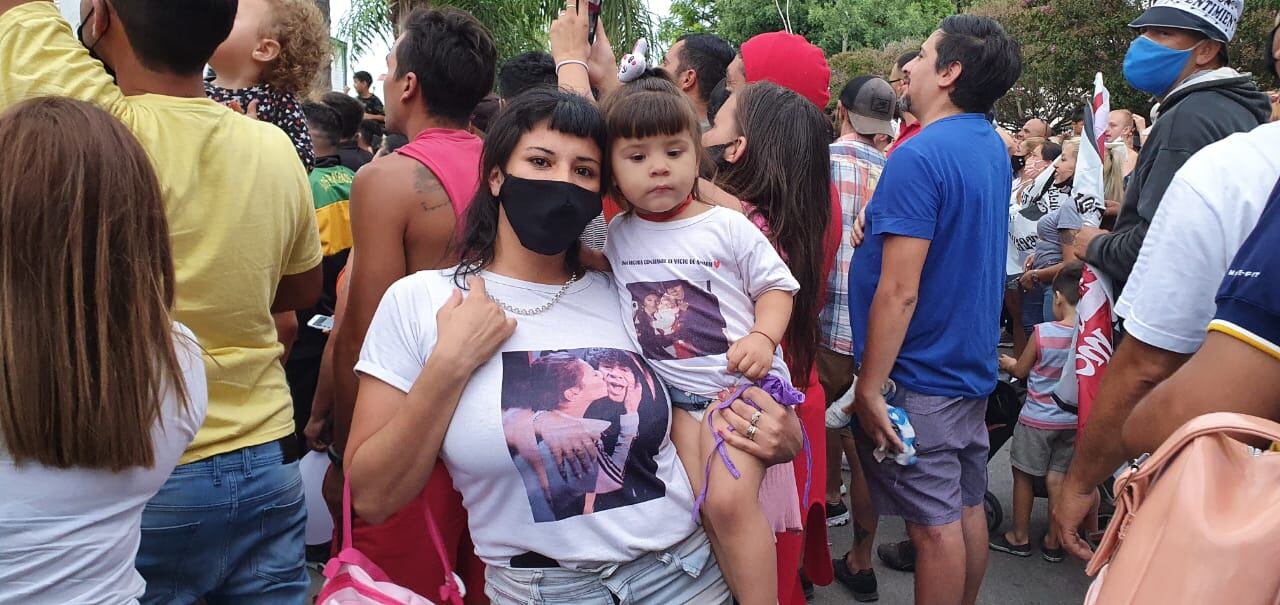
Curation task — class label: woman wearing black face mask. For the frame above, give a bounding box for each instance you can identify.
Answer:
[344,88,801,604]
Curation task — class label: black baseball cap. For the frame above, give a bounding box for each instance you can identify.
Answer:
[839,76,897,138]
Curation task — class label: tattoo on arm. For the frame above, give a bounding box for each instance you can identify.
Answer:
[413,164,449,213]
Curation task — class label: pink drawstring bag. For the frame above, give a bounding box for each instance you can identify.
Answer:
[316,479,465,605]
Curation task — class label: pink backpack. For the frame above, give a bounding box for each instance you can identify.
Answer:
[316,479,465,605]
[1084,412,1280,604]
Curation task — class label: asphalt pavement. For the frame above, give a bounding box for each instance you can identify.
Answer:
[812,445,1094,605]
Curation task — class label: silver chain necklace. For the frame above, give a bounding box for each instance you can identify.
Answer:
[486,272,581,316]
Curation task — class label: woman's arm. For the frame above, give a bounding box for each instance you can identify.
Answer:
[549,0,593,99]
[347,278,516,524]
[1122,332,1280,456]
[1021,229,1079,289]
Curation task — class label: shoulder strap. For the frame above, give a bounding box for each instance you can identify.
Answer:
[340,477,465,605]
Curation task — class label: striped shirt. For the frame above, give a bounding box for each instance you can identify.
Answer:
[1021,320,1079,430]
[820,136,886,355]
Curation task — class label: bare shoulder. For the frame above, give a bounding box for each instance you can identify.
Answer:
[351,154,452,215]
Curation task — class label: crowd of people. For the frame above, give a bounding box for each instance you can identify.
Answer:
[0,0,1277,604]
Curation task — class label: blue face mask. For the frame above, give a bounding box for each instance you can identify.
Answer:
[1123,35,1200,98]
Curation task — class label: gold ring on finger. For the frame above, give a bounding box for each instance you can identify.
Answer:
[749,410,762,426]
[745,425,758,441]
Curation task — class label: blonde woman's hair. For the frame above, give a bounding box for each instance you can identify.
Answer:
[1021,136,1046,155]
[0,98,188,471]
[263,0,331,94]
[1060,138,1080,162]
[1102,143,1126,203]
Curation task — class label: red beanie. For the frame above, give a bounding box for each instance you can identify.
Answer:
[740,31,831,109]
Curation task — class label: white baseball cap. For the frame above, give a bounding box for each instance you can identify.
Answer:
[1129,0,1243,44]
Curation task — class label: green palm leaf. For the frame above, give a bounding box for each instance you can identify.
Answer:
[338,0,653,64]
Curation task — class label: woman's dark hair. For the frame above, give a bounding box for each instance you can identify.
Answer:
[1040,141,1062,162]
[454,88,607,287]
[933,14,1023,114]
[602,71,706,210]
[715,82,832,385]
[706,78,730,127]
[0,98,188,470]
[528,352,586,411]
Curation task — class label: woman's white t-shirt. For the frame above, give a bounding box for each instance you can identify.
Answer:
[0,323,208,604]
[356,269,697,570]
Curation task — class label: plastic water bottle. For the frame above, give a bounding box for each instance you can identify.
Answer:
[824,378,898,429]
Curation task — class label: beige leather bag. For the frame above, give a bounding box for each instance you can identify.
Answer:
[1084,412,1280,605]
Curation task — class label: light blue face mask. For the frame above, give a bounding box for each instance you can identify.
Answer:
[1123,35,1203,98]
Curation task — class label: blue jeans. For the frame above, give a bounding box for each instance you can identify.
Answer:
[1021,283,1055,335]
[484,529,729,604]
[136,440,308,605]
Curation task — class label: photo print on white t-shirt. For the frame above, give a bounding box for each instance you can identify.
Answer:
[501,348,670,523]
[626,280,730,362]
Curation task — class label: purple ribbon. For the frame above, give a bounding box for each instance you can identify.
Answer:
[692,375,810,521]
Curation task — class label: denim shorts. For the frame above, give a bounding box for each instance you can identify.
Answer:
[854,388,990,527]
[667,387,716,421]
[135,440,308,605]
[483,528,730,605]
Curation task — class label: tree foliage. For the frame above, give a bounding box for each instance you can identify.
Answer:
[807,0,951,54]
[970,0,1280,130]
[827,39,923,109]
[665,0,958,55]
[338,0,653,64]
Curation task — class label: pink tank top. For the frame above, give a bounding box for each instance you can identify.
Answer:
[396,128,484,218]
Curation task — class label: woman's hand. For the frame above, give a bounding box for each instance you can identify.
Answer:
[586,25,621,96]
[548,0,589,64]
[433,276,517,374]
[623,383,642,415]
[1018,269,1037,292]
[712,386,802,465]
[536,411,600,479]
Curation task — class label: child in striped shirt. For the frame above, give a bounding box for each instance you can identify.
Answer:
[991,262,1084,563]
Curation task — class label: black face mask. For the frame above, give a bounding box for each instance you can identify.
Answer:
[76,7,117,80]
[705,143,736,174]
[499,175,602,256]
[1011,154,1026,173]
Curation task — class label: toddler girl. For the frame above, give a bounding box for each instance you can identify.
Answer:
[206,0,330,169]
[600,73,803,605]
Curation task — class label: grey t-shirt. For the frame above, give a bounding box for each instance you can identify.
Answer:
[1032,205,1080,269]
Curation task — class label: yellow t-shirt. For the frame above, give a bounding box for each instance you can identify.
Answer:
[0,4,323,463]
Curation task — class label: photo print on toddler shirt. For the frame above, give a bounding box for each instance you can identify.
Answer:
[500,348,669,523]
[626,280,730,361]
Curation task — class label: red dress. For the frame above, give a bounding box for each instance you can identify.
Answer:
[741,190,841,603]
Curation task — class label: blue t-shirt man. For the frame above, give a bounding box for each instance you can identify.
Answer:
[849,113,1011,398]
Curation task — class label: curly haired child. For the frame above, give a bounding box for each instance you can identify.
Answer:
[206,0,330,169]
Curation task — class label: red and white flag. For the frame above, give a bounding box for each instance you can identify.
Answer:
[1052,74,1117,430]
[1073,73,1110,228]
